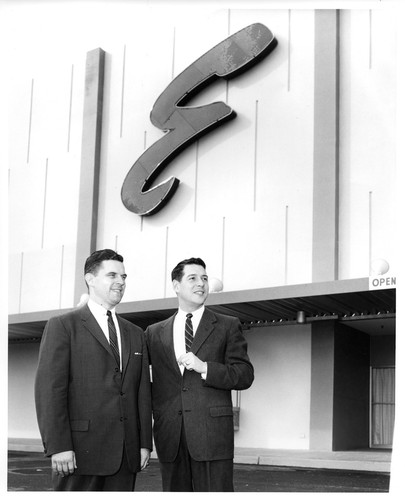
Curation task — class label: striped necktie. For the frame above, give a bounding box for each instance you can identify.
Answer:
[185,313,194,352]
[107,310,120,368]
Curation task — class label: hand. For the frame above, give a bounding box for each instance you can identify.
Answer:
[140,448,151,470]
[51,450,76,477]
[177,352,207,375]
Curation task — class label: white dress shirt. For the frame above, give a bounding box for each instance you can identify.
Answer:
[87,298,122,370]
[173,306,205,374]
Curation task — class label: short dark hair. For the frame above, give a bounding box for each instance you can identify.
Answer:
[84,249,124,275]
[171,257,206,282]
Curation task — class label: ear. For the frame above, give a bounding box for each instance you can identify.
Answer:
[85,273,95,289]
[172,279,180,294]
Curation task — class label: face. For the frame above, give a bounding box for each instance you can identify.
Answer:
[173,264,209,312]
[85,260,127,309]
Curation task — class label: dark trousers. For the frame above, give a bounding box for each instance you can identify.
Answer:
[159,422,234,492]
[52,445,136,491]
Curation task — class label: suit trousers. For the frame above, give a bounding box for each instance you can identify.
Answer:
[159,421,234,492]
[52,444,136,491]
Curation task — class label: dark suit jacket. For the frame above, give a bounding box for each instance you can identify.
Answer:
[34,304,152,476]
[145,308,254,462]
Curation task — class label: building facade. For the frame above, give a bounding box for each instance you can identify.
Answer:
[7,2,397,456]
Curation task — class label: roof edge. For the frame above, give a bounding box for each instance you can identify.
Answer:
[8,277,375,325]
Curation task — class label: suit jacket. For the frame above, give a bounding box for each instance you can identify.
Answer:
[145,308,254,462]
[34,304,152,476]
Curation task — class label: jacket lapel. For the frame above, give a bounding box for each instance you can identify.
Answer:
[81,305,120,372]
[191,309,216,354]
[80,304,116,364]
[118,316,131,378]
[160,315,183,376]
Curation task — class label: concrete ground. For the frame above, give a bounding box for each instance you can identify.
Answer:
[233,446,392,472]
[7,451,391,492]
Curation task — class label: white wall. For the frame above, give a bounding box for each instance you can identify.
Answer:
[235,325,312,449]
[8,4,318,312]
[339,9,397,278]
[97,8,316,299]
[8,5,398,314]
[7,325,312,450]
[8,343,41,441]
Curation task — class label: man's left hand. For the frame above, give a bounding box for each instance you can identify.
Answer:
[140,448,150,470]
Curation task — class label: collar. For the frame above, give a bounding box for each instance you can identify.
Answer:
[177,305,205,323]
[87,298,117,319]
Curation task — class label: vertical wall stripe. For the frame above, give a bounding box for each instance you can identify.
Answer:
[27,79,34,163]
[172,28,176,79]
[285,205,289,284]
[18,252,24,313]
[120,45,126,138]
[59,245,65,308]
[67,65,74,152]
[312,10,339,282]
[194,142,199,222]
[225,11,231,104]
[369,191,373,272]
[221,217,226,283]
[41,158,49,249]
[74,48,105,305]
[369,10,372,69]
[253,100,259,211]
[164,226,169,297]
[288,10,291,91]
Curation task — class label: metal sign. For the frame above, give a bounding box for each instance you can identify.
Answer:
[121,23,277,216]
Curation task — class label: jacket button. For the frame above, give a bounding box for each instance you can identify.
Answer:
[178,410,182,415]
[182,387,188,392]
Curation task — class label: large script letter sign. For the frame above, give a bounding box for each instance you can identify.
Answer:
[121,23,277,216]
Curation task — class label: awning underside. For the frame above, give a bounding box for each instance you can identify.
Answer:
[8,285,395,342]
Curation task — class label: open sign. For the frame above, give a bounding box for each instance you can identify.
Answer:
[369,276,396,290]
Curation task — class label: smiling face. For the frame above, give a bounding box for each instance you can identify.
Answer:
[85,260,127,310]
[173,264,209,312]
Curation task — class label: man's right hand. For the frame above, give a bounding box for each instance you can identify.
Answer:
[51,450,77,477]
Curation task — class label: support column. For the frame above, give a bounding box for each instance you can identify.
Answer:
[312,10,339,282]
[74,48,105,304]
[310,321,335,450]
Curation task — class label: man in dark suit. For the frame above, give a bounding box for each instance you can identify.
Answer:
[35,249,152,491]
[145,257,254,492]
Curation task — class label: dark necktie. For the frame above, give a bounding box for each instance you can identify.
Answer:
[185,313,194,352]
[107,310,120,368]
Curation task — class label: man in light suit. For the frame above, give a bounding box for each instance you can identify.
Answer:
[35,249,152,491]
[145,257,254,491]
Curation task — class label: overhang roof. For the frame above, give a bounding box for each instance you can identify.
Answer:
[8,278,396,342]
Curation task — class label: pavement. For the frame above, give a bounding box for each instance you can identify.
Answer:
[8,438,393,473]
[7,450,391,492]
[233,446,392,473]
